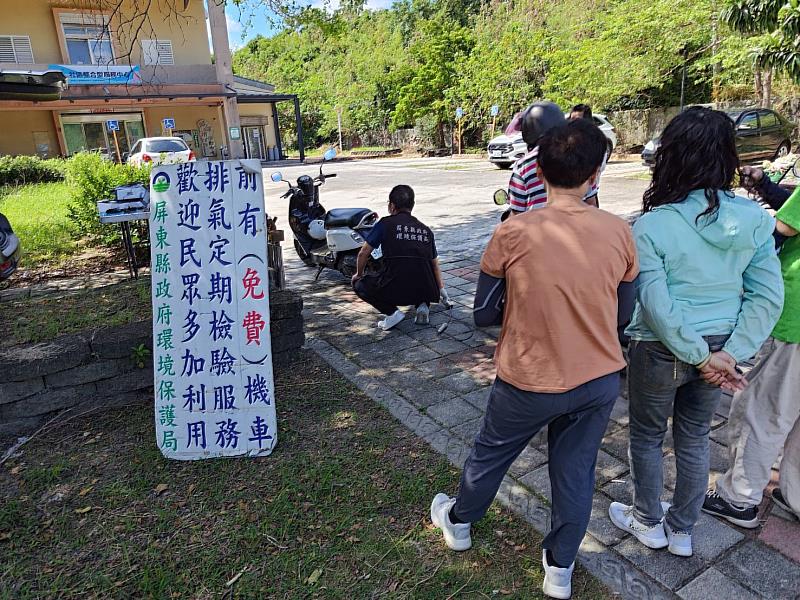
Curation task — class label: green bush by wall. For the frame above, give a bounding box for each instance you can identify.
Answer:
[0,156,67,187]
[65,152,149,238]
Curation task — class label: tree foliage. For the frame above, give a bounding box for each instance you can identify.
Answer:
[724,0,800,82]
[232,0,785,149]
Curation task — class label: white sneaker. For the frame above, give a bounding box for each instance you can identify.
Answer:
[608,502,668,549]
[430,493,472,551]
[542,550,574,599]
[377,309,405,331]
[663,519,692,556]
[414,304,430,325]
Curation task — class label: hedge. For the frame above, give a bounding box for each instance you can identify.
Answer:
[0,156,67,187]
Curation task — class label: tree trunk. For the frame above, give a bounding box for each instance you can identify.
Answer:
[762,69,773,108]
[755,69,763,106]
[436,121,445,148]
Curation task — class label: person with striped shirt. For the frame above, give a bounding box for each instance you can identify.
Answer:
[507,102,600,213]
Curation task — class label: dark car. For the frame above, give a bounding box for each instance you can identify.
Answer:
[642,108,794,166]
[0,212,20,281]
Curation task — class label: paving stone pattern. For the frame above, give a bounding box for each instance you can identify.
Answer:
[296,255,800,600]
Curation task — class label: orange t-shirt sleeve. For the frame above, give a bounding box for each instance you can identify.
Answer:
[622,226,639,282]
[480,225,508,278]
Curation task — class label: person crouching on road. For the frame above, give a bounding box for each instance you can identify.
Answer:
[430,119,639,600]
[612,107,784,558]
[351,185,449,331]
[703,169,800,527]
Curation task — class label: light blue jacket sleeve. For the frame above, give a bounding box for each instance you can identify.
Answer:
[723,235,784,362]
[633,226,710,365]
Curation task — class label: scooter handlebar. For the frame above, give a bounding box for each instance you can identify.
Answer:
[326,173,337,178]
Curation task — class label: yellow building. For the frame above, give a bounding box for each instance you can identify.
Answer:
[0,0,304,161]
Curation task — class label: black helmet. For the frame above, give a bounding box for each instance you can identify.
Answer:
[521,101,565,148]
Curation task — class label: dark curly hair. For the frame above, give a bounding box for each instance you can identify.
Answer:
[643,106,739,221]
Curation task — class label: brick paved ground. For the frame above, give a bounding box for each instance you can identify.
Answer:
[295,255,800,600]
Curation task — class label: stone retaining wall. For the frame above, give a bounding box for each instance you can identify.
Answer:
[0,289,304,440]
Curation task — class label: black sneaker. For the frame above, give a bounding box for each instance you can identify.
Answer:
[701,489,759,528]
[772,489,799,520]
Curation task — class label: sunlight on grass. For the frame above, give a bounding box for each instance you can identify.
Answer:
[0,182,78,268]
[3,278,151,347]
[1,353,611,599]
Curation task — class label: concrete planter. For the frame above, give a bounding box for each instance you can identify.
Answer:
[0,289,304,440]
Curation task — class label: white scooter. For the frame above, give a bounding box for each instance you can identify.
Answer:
[272,148,382,280]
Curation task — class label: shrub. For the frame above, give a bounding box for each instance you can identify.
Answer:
[0,156,67,187]
[66,152,149,239]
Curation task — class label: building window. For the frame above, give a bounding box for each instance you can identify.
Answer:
[0,35,34,63]
[60,14,114,65]
[141,40,174,65]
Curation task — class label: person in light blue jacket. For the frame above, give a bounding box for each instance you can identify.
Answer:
[608,107,784,558]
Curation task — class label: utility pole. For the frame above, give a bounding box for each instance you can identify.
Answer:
[336,106,343,151]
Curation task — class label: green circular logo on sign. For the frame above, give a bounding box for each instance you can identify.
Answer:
[152,172,171,193]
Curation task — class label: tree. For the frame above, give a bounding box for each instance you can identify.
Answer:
[447,0,551,143]
[723,0,800,105]
[392,18,474,146]
[542,0,720,110]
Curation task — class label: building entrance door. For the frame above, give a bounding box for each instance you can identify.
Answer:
[61,113,145,161]
[243,126,267,161]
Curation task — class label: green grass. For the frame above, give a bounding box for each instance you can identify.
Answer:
[0,182,79,269]
[624,171,652,181]
[2,278,151,347]
[1,352,610,599]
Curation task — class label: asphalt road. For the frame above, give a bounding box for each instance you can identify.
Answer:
[264,156,650,261]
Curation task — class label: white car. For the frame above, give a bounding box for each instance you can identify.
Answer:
[127,137,195,167]
[487,113,618,169]
[487,133,528,169]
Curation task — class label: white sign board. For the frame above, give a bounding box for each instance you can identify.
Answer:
[490,105,499,117]
[149,159,277,460]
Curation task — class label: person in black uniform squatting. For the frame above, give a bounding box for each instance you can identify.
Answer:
[351,185,450,330]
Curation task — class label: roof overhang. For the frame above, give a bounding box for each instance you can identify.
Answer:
[236,93,298,104]
[0,69,67,101]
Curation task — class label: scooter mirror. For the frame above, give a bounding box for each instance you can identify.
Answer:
[270,172,283,183]
[323,147,337,161]
[493,189,509,206]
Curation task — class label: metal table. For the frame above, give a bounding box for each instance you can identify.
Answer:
[98,204,149,279]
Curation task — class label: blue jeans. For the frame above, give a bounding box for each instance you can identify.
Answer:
[627,336,727,533]
[454,373,619,566]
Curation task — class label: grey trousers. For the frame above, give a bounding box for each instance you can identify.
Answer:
[627,337,727,533]
[716,337,800,514]
[453,373,619,566]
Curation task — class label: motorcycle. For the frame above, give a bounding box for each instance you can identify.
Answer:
[0,212,20,282]
[272,148,382,279]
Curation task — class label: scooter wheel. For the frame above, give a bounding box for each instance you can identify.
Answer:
[294,239,315,267]
[339,253,357,278]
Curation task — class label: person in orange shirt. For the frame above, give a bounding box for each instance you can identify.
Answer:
[429,119,639,600]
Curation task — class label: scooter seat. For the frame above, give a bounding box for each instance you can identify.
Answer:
[324,208,374,229]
